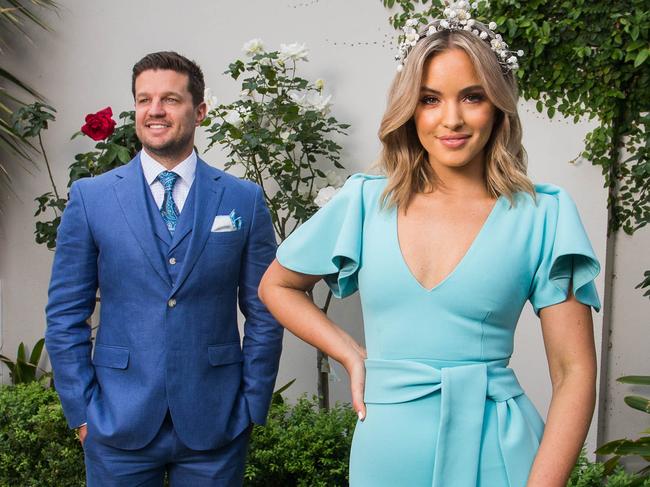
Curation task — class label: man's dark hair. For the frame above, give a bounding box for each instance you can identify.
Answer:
[132,51,205,106]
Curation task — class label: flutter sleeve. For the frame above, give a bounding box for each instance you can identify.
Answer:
[529,184,601,315]
[277,174,376,298]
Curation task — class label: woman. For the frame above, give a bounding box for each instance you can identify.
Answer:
[259,3,600,486]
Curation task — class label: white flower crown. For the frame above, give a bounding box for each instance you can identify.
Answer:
[395,0,523,73]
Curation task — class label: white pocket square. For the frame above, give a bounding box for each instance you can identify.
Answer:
[210,210,242,232]
[211,216,236,232]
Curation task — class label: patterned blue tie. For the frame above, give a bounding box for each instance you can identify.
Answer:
[158,171,180,235]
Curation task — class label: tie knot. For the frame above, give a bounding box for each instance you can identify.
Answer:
[158,171,179,191]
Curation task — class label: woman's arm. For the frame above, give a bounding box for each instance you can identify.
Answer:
[258,259,367,419]
[526,291,597,487]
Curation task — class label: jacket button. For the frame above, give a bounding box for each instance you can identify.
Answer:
[169,257,177,265]
[168,298,177,308]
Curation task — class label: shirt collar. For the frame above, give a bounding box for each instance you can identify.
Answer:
[140,148,197,186]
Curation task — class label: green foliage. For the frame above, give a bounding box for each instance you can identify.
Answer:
[0,0,59,193]
[0,338,50,385]
[0,382,84,487]
[68,110,141,185]
[205,43,349,240]
[597,375,650,475]
[10,102,56,139]
[29,109,140,249]
[244,396,357,486]
[637,271,650,298]
[11,102,65,249]
[568,450,649,486]
[383,0,650,296]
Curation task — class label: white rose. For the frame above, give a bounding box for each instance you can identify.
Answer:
[240,106,252,122]
[314,186,339,207]
[289,91,307,107]
[315,79,325,91]
[405,31,419,44]
[488,21,497,30]
[279,42,309,62]
[224,110,242,128]
[325,169,344,187]
[305,92,332,115]
[204,88,218,111]
[243,38,264,56]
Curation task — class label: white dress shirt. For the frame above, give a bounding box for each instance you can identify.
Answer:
[140,148,196,212]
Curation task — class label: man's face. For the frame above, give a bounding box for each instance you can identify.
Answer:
[134,69,206,164]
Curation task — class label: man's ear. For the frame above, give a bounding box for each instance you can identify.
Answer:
[195,101,207,126]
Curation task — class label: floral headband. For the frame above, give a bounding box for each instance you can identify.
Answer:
[395,0,524,73]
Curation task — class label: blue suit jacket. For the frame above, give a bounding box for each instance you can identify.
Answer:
[45,155,283,450]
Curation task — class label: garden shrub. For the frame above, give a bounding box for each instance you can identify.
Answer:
[245,395,357,486]
[0,382,84,487]
[568,450,649,487]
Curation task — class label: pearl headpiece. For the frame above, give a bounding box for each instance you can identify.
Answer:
[395,0,524,73]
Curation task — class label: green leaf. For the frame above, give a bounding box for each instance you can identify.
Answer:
[17,342,26,362]
[624,395,650,413]
[0,353,17,375]
[618,375,650,385]
[634,49,649,67]
[29,338,45,365]
[116,145,131,163]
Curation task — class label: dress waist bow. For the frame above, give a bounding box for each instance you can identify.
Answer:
[364,358,541,487]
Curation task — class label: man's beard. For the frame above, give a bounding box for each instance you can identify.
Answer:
[142,130,193,162]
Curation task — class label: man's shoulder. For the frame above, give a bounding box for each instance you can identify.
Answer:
[198,160,260,197]
[72,159,136,192]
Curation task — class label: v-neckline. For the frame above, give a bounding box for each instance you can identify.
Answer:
[393,196,503,293]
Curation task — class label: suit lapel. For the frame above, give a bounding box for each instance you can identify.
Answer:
[170,159,224,295]
[113,155,173,288]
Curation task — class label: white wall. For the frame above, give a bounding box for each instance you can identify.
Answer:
[1,0,643,460]
[599,229,650,470]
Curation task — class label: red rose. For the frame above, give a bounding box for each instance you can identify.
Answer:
[81,107,116,141]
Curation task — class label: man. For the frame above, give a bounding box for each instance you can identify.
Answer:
[45,51,283,486]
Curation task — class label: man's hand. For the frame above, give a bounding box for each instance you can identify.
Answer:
[77,424,88,445]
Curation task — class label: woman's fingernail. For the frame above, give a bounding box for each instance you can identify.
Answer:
[358,410,365,421]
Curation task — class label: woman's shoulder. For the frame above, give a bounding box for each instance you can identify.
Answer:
[344,172,387,188]
[508,183,577,215]
[335,172,388,202]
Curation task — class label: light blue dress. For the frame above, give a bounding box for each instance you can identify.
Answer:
[276,174,600,487]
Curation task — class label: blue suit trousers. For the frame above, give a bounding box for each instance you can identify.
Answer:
[84,412,252,486]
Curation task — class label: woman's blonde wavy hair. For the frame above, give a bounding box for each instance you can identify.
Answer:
[379,26,535,209]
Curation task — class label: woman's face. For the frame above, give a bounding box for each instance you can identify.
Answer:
[413,48,496,173]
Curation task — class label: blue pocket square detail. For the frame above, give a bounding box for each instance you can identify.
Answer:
[229,209,242,230]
